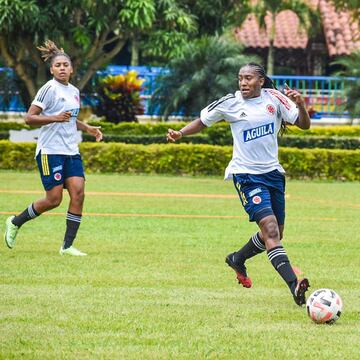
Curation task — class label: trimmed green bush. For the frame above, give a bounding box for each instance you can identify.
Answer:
[279,148,360,181]
[2,121,360,138]
[0,122,31,131]
[87,121,188,135]
[0,131,9,140]
[87,121,360,138]
[278,135,360,150]
[1,140,359,180]
[0,141,36,170]
[82,133,209,144]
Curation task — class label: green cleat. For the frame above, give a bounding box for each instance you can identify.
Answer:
[4,216,19,249]
[59,246,87,256]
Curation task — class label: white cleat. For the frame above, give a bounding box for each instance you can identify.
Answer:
[4,216,19,249]
[59,246,87,256]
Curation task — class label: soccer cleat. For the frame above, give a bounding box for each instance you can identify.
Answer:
[225,252,252,288]
[293,278,310,306]
[4,216,19,249]
[59,246,87,256]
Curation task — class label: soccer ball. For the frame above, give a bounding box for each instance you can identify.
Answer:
[306,288,343,324]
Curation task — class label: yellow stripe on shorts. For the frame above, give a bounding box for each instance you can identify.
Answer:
[41,154,50,176]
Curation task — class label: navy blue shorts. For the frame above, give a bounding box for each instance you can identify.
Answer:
[36,152,85,191]
[233,170,286,225]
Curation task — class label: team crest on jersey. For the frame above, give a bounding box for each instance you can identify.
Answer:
[252,196,262,204]
[243,122,274,142]
[266,104,276,115]
[74,94,80,103]
[54,172,62,181]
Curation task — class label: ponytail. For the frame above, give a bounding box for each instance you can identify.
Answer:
[37,40,71,65]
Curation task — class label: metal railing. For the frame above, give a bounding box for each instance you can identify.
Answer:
[272,75,356,118]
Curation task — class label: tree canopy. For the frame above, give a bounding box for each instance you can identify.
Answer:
[150,36,257,118]
[0,0,197,105]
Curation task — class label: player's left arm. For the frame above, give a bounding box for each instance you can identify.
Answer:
[76,120,103,142]
[284,86,311,130]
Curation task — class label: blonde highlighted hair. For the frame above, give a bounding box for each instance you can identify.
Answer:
[37,40,71,65]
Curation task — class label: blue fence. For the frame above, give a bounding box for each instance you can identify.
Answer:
[0,66,357,118]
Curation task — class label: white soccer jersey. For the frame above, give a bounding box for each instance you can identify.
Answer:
[200,88,299,178]
[32,79,81,156]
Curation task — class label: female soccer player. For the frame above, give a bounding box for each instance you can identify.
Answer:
[4,40,103,256]
[167,63,311,306]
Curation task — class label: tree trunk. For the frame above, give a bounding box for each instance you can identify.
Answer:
[0,36,37,108]
[75,39,126,91]
[267,12,276,76]
[267,42,274,76]
[131,38,139,66]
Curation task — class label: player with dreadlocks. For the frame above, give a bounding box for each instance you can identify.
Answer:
[4,40,103,256]
[167,62,311,306]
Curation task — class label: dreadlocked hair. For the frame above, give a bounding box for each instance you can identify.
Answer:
[37,40,71,65]
[245,62,287,135]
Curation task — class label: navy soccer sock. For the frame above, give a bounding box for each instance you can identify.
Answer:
[267,246,298,294]
[63,212,82,249]
[233,232,266,264]
[12,204,40,228]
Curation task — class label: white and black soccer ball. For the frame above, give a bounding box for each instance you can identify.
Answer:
[306,288,343,324]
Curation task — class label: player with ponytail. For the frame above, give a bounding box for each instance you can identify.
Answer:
[4,40,103,256]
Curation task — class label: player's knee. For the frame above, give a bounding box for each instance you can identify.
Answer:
[71,189,85,205]
[262,219,280,241]
[47,195,62,209]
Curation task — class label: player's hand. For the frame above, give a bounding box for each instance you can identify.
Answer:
[284,84,305,107]
[167,128,182,142]
[87,126,103,142]
[55,111,72,122]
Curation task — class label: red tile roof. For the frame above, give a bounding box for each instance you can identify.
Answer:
[234,0,360,56]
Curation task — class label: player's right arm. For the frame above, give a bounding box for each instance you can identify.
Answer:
[25,104,71,126]
[167,118,205,142]
[167,94,233,143]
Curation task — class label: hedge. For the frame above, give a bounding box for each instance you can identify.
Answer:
[82,133,210,144]
[277,135,360,150]
[1,140,359,180]
[85,121,360,138]
[83,133,360,149]
[2,123,360,149]
[2,121,360,137]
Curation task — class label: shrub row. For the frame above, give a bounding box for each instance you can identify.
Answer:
[277,135,360,150]
[82,133,210,144]
[1,141,359,180]
[2,127,359,149]
[87,121,360,139]
[84,133,360,150]
[2,121,360,137]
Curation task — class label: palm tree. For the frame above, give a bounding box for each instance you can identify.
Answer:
[250,0,318,75]
[332,51,360,120]
[150,36,258,119]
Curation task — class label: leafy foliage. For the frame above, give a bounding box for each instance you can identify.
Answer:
[150,36,257,118]
[93,71,145,123]
[329,0,359,18]
[332,51,360,118]
[0,0,197,105]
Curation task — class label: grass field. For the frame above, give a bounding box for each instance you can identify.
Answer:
[1,171,359,359]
